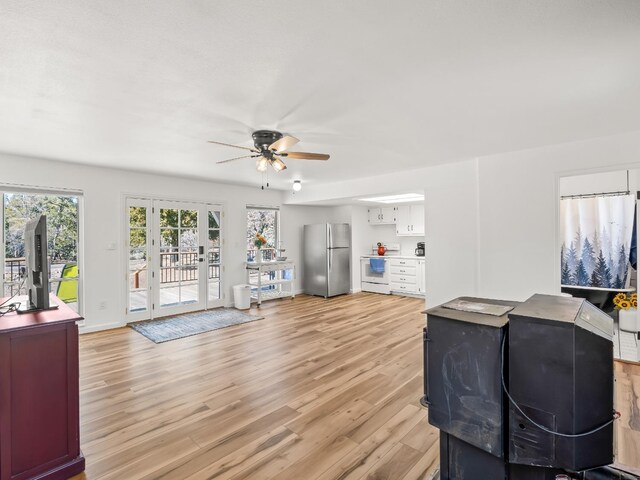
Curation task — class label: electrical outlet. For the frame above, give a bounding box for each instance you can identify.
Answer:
[98,301,107,310]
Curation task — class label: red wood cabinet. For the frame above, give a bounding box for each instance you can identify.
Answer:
[0,296,85,480]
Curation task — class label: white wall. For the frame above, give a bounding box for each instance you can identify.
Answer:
[423,159,480,307]
[281,204,370,294]
[559,169,637,197]
[6,129,639,330]
[284,159,482,308]
[367,224,421,255]
[475,130,640,302]
[0,152,322,332]
[286,130,640,309]
[0,151,361,332]
[279,204,343,293]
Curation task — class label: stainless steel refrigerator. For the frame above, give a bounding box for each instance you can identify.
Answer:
[303,223,351,297]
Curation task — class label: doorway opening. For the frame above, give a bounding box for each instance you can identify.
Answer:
[126,198,223,321]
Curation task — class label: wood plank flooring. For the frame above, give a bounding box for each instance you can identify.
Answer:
[70,293,640,479]
[614,360,640,474]
[73,293,440,480]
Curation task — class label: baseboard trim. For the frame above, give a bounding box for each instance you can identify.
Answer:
[79,321,127,334]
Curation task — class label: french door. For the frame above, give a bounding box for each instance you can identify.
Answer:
[126,198,223,321]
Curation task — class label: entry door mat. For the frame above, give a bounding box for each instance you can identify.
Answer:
[129,309,264,344]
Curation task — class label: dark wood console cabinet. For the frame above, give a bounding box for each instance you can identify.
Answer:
[0,295,85,480]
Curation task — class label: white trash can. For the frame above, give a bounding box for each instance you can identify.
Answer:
[233,284,252,310]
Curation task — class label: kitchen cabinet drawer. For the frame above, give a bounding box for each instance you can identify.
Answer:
[390,265,416,275]
[391,273,416,284]
[389,259,417,268]
[390,282,417,293]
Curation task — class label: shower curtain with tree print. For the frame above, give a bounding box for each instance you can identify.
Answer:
[560,194,635,288]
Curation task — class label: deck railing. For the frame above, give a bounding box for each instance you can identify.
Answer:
[3,257,77,297]
[130,249,221,289]
[246,247,277,262]
[5,249,224,297]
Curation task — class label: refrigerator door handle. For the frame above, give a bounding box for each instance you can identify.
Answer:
[328,247,332,272]
[328,224,332,249]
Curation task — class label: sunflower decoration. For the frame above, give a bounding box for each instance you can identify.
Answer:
[614,292,637,310]
[254,232,268,250]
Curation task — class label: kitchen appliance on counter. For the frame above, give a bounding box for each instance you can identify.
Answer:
[415,242,425,256]
[303,223,351,298]
[369,242,400,256]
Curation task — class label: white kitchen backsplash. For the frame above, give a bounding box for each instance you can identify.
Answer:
[370,224,423,255]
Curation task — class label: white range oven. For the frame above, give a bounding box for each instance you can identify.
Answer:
[361,257,390,294]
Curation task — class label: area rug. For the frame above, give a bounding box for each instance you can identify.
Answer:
[129,308,264,343]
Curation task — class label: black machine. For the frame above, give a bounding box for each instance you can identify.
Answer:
[508,295,614,471]
[425,294,620,479]
[439,432,566,480]
[426,297,518,458]
[415,241,425,256]
[18,215,57,313]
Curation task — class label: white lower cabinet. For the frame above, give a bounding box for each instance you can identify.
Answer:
[417,259,425,294]
[389,258,424,296]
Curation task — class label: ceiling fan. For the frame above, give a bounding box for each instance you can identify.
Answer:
[209,130,330,172]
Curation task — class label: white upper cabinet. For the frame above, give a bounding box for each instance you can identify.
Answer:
[368,206,396,225]
[395,205,424,236]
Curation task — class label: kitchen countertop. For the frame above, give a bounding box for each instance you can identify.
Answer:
[360,255,425,260]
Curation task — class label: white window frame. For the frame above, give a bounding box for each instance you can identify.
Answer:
[0,186,84,316]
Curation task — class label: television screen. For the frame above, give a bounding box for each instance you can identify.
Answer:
[19,215,56,313]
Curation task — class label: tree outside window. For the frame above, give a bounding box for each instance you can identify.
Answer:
[3,192,80,306]
[246,208,279,262]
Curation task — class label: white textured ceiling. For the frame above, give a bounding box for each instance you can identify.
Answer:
[1,1,640,190]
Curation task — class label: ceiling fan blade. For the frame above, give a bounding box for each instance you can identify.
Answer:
[208,140,258,152]
[216,154,258,164]
[269,135,299,153]
[281,151,330,161]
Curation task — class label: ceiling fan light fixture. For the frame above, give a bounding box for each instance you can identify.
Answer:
[271,157,287,172]
[293,180,302,192]
[256,156,268,172]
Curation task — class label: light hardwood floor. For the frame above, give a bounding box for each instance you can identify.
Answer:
[614,360,640,474]
[72,293,440,480]
[71,293,640,479]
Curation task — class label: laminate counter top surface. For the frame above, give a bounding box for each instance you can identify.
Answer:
[360,255,425,260]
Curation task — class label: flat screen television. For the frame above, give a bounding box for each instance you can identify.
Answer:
[18,215,57,313]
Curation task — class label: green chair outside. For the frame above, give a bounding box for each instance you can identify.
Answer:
[56,263,78,303]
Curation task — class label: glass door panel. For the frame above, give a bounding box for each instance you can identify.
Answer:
[127,198,223,319]
[126,199,151,319]
[180,227,199,305]
[208,210,222,305]
[154,202,208,316]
